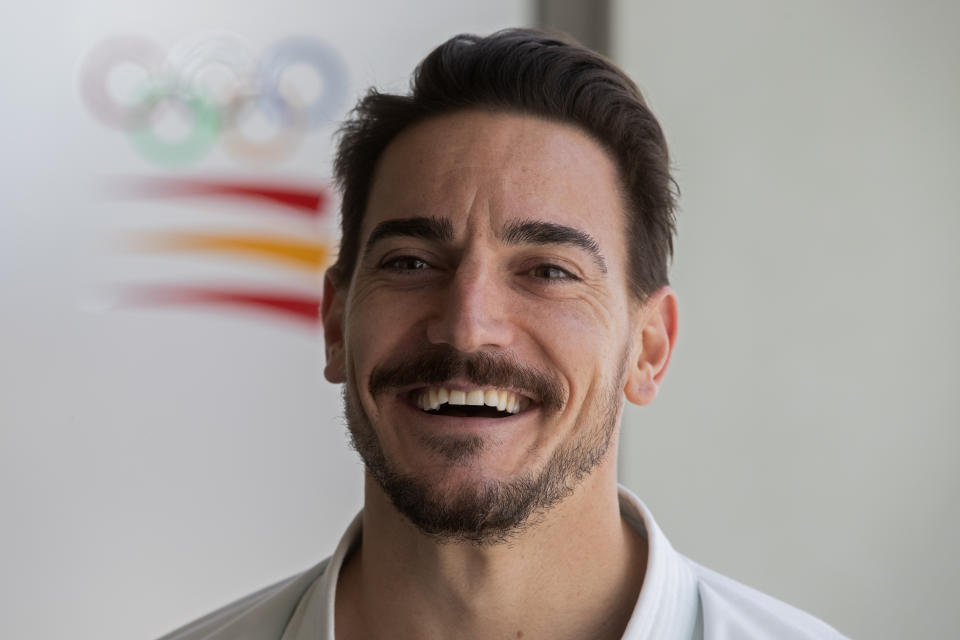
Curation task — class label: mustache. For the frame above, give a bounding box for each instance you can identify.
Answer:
[368,344,566,413]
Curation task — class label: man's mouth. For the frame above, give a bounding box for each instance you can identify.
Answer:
[409,386,532,418]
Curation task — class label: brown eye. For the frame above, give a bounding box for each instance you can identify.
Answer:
[382,256,430,272]
[529,264,579,281]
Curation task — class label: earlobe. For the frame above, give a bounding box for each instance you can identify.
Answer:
[624,287,678,406]
[322,270,347,383]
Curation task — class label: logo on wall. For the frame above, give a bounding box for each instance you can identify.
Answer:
[79,33,348,166]
[81,33,346,328]
[111,176,333,327]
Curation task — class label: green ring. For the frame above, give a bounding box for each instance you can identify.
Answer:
[128,89,220,167]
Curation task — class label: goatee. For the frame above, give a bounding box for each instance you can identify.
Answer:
[344,344,625,545]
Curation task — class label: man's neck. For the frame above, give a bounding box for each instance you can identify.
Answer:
[335,465,647,640]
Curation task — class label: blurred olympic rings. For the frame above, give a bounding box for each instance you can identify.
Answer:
[78,33,348,166]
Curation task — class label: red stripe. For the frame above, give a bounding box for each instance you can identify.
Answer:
[120,285,322,326]
[110,177,331,218]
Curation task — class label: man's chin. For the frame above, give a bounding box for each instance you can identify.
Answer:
[343,380,618,545]
[413,431,490,466]
[374,466,549,545]
[391,460,527,503]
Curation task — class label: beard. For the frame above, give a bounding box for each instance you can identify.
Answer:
[344,343,627,546]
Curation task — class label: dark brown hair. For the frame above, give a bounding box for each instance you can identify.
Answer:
[332,28,676,301]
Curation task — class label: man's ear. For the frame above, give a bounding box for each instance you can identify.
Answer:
[321,269,347,383]
[624,286,678,406]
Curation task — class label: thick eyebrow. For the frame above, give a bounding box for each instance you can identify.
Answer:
[501,219,608,273]
[363,216,454,255]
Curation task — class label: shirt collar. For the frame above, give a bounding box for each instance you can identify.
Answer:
[282,485,700,640]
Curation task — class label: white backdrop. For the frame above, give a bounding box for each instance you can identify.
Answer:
[0,2,531,639]
[614,2,959,639]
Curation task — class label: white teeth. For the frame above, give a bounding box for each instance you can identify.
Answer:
[416,386,530,414]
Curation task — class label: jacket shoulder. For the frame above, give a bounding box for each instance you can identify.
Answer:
[687,560,849,640]
[155,559,331,640]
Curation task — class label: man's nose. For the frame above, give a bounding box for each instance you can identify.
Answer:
[425,260,514,352]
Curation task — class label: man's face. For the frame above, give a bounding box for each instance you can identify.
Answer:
[325,111,643,544]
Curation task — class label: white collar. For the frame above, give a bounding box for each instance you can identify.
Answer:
[282,484,700,639]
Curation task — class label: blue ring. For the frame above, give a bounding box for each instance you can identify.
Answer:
[257,37,348,128]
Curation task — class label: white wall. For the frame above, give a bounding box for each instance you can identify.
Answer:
[613,2,960,638]
[0,3,531,640]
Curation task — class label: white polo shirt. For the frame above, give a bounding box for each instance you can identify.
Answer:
[158,486,848,639]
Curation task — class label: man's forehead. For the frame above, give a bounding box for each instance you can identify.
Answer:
[361,110,626,244]
[385,110,604,167]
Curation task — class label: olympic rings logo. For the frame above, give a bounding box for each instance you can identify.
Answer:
[79,34,348,167]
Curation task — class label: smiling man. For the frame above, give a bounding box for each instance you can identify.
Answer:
[160,29,847,640]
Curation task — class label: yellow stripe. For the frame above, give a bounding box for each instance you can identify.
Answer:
[131,232,333,271]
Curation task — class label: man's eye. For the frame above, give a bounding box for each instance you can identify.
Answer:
[528,264,579,281]
[381,256,431,272]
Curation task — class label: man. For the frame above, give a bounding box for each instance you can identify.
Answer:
[161,29,847,639]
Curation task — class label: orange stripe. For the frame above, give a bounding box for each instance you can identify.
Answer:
[130,232,333,271]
